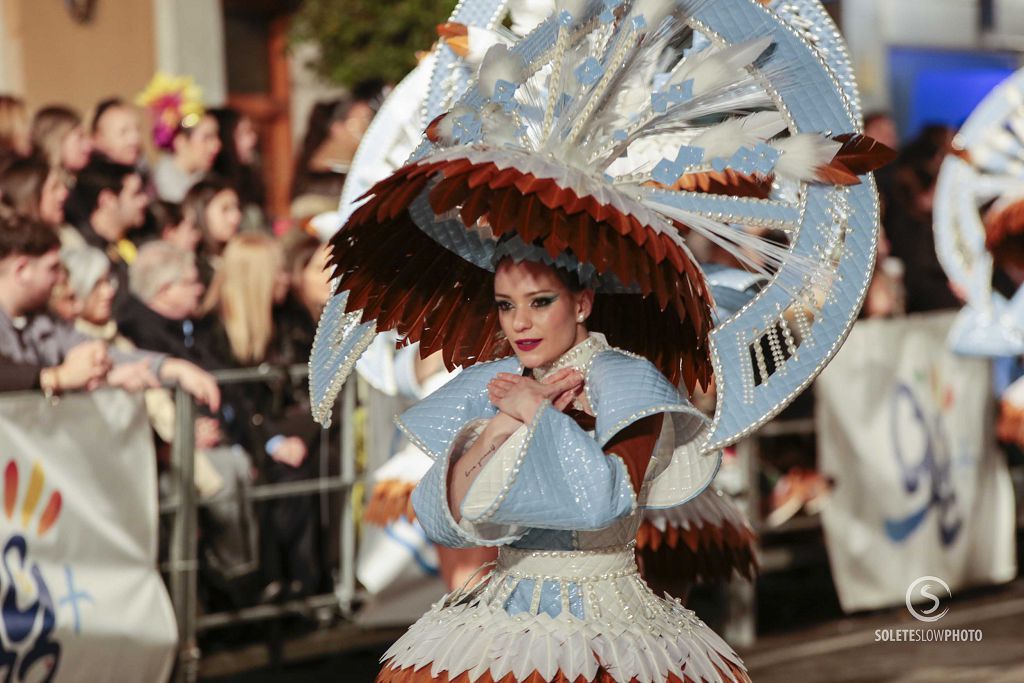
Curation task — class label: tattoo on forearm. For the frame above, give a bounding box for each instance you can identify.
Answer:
[464,442,498,479]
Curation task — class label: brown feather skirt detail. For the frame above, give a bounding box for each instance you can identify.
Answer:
[635,520,758,584]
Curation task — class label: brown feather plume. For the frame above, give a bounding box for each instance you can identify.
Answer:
[329,158,716,391]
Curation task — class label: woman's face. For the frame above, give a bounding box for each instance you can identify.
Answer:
[162,216,202,254]
[39,170,68,225]
[234,116,259,165]
[61,125,92,171]
[298,243,333,314]
[178,115,221,173]
[493,259,592,369]
[94,106,142,166]
[205,189,242,245]
[80,270,117,325]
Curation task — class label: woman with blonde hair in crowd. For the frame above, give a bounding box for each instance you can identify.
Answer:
[207,232,325,597]
[207,233,289,366]
[0,95,31,164]
[31,105,92,173]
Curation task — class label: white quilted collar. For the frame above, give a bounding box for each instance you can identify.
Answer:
[531,332,610,383]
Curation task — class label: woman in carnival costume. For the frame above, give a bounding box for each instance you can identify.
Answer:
[350,0,805,595]
[311,0,891,680]
[933,67,1024,443]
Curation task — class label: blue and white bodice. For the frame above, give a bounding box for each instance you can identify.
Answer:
[398,333,720,553]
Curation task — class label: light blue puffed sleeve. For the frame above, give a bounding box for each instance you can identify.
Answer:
[410,419,527,548]
[410,400,636,548]
[457,401,636,532]
[395,356,520,459]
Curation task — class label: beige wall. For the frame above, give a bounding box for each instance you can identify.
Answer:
[3,0,156,116]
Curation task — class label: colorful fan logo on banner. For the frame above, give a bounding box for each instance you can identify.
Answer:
[2,460,63,681]
[1,459,93,682]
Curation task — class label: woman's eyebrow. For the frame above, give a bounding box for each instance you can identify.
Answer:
[494,289,556,298]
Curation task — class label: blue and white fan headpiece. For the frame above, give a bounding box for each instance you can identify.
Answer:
[311,0,892,455]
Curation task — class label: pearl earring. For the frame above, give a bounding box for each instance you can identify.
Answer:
[577,314,585,323]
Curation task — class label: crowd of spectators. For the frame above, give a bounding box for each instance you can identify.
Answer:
[0,91,353,608]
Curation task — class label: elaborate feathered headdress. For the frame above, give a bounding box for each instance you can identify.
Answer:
[136,73,205,151]
[313,0,892,448]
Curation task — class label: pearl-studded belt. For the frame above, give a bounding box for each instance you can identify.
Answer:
[496,542,638,581]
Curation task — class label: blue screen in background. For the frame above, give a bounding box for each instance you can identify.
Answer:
[888,47,1018,142]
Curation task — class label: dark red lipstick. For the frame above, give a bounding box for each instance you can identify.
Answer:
[515,339,541,351]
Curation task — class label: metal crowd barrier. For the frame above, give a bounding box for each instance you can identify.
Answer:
[160,364,359,683]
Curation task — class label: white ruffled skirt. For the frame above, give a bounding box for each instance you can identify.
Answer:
[377,544,749,683]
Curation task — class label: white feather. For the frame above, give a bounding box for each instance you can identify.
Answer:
[434,104,474,143]
[477,44,525,99]
[772,134,842,181]
[509,0,557,35]
[629,0,677,30]
[465,26,510,64]
[480,104,520,146]
[671,36,774,96]
[691,112,787,159]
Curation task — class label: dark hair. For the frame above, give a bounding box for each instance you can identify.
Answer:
[174,112,215,144]
[91,97,125,134]
[208,107,265,207]
[494,255,587,292]
[0,210,60,260]
[291,100,342,198]
[150,200,184,230]
[67,157,139,220]
[0,155,51,222]
[182,176,237,251]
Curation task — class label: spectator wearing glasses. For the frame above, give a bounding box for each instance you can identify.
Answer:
[0,211,218,407]
[62,244,219,433]
[118,240,218,370]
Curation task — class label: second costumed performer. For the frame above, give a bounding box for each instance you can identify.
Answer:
[310,0,891,680]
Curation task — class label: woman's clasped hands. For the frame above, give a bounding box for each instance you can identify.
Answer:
[487,368,584,424]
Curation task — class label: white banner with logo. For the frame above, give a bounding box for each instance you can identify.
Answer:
[815,312,1017,613]
[0,390,177,682]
